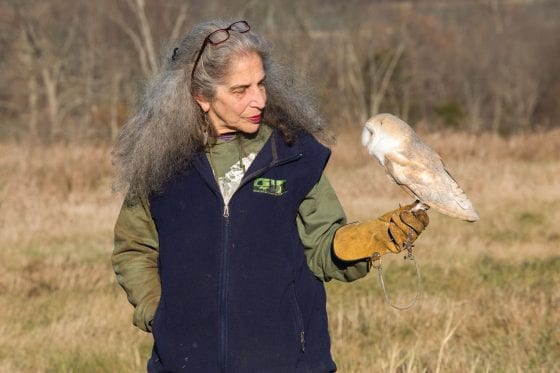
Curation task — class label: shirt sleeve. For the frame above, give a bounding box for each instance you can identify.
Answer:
[112,193,161,333]
[297,174,370,282]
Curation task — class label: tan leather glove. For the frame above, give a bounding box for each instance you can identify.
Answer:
[333,203,429,262]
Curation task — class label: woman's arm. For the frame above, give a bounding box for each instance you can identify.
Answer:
[112,193,161,332]
[297,175,370,282]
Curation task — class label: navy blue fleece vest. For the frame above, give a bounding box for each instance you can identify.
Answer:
[148,130,337,373]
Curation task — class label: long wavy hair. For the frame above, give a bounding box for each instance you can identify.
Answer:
[113,19,332,198]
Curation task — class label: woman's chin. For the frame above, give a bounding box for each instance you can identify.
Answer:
[241,122,260,134]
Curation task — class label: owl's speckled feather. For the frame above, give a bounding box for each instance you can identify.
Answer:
[362,113,479,222]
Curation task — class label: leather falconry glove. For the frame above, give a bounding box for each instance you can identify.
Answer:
[333,203,429,262]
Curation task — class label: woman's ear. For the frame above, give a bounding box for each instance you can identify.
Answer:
[194,94,211,113]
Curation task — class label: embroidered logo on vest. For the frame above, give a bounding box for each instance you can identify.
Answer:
[253,178,287,196]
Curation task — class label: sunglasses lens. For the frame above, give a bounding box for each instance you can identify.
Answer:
[208,29,230,44]
[230,21,250,33]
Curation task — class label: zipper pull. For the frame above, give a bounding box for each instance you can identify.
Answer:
[300,331,305,352]
[223,204,229,218]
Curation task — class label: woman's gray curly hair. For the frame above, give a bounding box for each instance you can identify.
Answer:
[112,19,331,199]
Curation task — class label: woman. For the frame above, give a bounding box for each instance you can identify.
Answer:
[112,20,428,372]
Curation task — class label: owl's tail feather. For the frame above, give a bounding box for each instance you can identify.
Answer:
[426,199,480,222]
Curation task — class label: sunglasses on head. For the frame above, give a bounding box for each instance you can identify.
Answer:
[186,21,251,79]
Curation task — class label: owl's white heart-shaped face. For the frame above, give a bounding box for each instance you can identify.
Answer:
[361,122,374,147]
[361,117,402,166]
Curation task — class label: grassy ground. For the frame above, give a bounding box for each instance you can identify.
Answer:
[0,129,559,372]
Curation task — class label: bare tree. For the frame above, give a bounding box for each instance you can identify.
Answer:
[108,0,188,77]
[334,23,407,125]
[1,0,559,142]
[14,1,82,140]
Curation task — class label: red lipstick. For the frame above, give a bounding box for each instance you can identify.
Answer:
[247,114,262,124]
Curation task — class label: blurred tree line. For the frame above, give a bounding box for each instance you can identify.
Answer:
[1,0,559,142]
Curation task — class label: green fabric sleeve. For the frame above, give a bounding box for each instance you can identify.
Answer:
[297,175,370,282]
[112,193,161,333]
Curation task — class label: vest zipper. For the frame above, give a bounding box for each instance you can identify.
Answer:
[219,202,230,372]
[215,151,302,371]
[223,204,229,218]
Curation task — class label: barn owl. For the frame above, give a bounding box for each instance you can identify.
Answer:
[361,113,479,222]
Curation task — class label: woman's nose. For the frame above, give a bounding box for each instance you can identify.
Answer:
[249,86,266,109]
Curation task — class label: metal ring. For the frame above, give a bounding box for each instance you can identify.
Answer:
[376,255,421,310]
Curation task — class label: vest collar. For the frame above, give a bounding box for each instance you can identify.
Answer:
[192,129,304,194]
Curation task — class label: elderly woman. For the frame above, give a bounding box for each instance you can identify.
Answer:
[112,20,428,372]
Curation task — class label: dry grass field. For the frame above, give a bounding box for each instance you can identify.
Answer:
[0,128,559,372]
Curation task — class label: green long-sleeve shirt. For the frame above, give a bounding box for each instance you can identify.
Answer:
[112,125,369,332]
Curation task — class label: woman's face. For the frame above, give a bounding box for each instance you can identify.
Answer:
[196,52,267,136]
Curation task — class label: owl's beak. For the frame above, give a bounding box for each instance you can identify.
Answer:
[361,122,375,146]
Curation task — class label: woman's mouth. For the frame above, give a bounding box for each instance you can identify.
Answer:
[247,114,262,124]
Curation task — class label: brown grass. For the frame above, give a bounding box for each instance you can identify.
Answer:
[0,129,559,372]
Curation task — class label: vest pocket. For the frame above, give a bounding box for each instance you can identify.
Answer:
[290,284,306,353]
